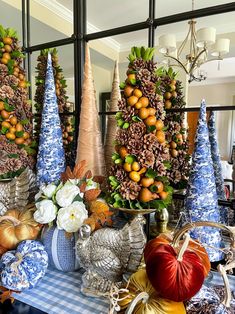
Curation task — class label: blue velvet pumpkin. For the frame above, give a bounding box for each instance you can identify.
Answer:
[41,226,80,272]
[0,240,48,291]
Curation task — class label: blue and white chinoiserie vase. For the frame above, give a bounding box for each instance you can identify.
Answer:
[184,101,224,262]
[36,52,65,187]
[208,111,228,225]
[42,226,80,272]
[0,240,48,291]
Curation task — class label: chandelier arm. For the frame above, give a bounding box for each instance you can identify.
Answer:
[178,27,191,57]
[165,55,189,74]
[190,48,207,72]
[200,56,223,65]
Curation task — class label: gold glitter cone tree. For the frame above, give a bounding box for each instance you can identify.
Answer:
[104,60,121,173]
[76,45,106,176]
[0,25,35,179]
[108,47,173,210]
[157,67,190,189]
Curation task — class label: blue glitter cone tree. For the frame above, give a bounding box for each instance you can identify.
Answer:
[36,53,65,186]
[185,101,223,262]
[208,111,228,225]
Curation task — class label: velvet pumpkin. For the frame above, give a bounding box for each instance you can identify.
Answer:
[145,233,207,302]
[118,268,186,314]
[0,208,41,250]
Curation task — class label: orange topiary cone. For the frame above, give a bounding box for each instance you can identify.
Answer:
[76,45,106,176]
[104,60,121,173]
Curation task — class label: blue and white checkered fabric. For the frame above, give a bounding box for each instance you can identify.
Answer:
[13,268,109,314]
[12,269,235,314]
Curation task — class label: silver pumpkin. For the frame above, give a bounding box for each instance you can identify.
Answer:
[76,215,146,297]
[0,168,37,215]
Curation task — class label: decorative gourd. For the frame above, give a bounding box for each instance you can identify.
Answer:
[0,240,48,291]
[117,268,186,314]
[145,233,207,302]
[41,225,80,272]
[0,207,41,250]
[144,233,210,277]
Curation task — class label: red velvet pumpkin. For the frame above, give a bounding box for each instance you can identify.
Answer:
[144,234,208,302]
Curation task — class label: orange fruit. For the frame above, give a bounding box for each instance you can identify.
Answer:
[9,127,16,133]
[18,74,25,81]
[133,89,142,98]
[164,100,172,109]
[3,37,13,45]
[127,73,136,81]
[14,67,20,73]
[0,101,4,111]
[18,81,27,88]
[156,130,165,143]
[15,123,23,132]
[127,96,138,106]
[4,45,12,52]
[2,121,11,128]
[139,97,149,108]
[132,162,140,171]
[138,107,149,120]
[169,84,176,91]
[159,191,168,200]
[23,132,29,139]
[124,85,134,97]
[139,188,154,202]
[164,92,172,100]
[3,52,10,60]
[155,119,164,130]
[6,132,16,140]
[10,116,17,125]
[144,115,156,126]
[176,133,183,140]
[129,171,141,182]
[123,162,132,172]
[15,137,24,145]
[171,79,176,85]
[170,141,177,149]
[119,146,128,159]
[63,132,68,138]
[1,58,8,65]
[171,91,177,98]
[141,177,154,188]
[1,110,10,119]
[67,136,73,142]
[135,102,142,109]
[13,71,19,77]
[153,181,164,193]
[148,108,156,116]
[171,149,178,157]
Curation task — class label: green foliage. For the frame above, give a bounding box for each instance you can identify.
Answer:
[163,161,171,170]
[20,118,30,125]
[132,115,142,123]
[1,126,8,134]
[128,46,155,64]
[147,125,156,133]
[145,168,157,179]
[119,82,126,89]
[125,155,135,164]
[4,101,14,112]
[15,131,24,137]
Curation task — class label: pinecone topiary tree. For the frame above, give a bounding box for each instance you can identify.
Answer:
[0,25,35,179]
[158,67,190,189]
[34,49,74,165]
[108,47,173,210]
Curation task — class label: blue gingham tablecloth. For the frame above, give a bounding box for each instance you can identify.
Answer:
[13,268,109,314]
[11,268,235,314]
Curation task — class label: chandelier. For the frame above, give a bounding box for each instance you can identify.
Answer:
[158,0,230,83]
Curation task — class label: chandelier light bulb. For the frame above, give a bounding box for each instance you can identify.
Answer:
[159,34,176,54]
[211,38,230,57]
[196,27,216,48]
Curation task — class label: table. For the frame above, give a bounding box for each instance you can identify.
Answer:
[7,268,235,314]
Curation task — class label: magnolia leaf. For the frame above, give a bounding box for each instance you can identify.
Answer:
[84,189,101,202]
[73,193,83,202]
[145,168,157,179]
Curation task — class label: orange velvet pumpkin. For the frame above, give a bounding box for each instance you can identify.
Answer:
[0,208,41,250]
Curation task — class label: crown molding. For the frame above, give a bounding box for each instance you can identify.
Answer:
[34,0,120,52]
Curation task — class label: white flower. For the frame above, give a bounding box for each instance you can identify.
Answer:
[41,183,57,198]
[34,200,57,224]
[35,190,42,201]
[85,178,99,191]
[56,201,88,233]
[55,182,83,207]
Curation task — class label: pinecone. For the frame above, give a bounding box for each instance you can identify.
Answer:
[143,133,159,151]
[131,59,147,71]
[0,85,14,100]
[129,121,146,139]
[3,75,19,87]
[155,160,167,176]
[145,60,158,73]
[118,98,127,111]
[122,106,135,122]
[116,129,129,146]
[120,178,141,200]
[0,64,9,77]
[140,79,156,102]
[136,69,151,81]
[127,135,144,155]
[137,150,155,168]
[5,158,22,172]
[110,165,128,182]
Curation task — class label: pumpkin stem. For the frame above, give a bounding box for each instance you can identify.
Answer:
[218,261,235,307]
[177,233,190,261]
[0,215,21,226]
[126,292,149,314]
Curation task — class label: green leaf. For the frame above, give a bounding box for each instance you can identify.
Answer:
[117,119,124,127]
[122,122,129,129]
[0,25,6,38]
[23,146,36,155]
[115,112,122,119]
[149,185,157,193]
[145,168,157,179]
[141,46,146,59]
[73,193,83,202]
[112,152,120,161]
[4,102,14,112]
[163,161,171,170]
[20,118,30,125]
[8,153,19,158]
[15,131,24,137]
[125,155,135,164]
[147,125,156,133]
[114,158,122,164]
[119,82,126,89]
[132,115,142,122]
[155,176,169,185]
[129,78,136,85]
[1,126,8,134]
[135,47,141,58]
[11,51,23,58]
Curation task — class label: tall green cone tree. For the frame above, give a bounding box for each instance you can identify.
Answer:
[34,49,74,166]
[108,47,173,210]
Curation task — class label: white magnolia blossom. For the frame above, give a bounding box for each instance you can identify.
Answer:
[56,201,88,233]
[35,190,42,201]
[34,200,57,224]
[41,183,57,198]
[85,178,99,191]
[55,182,83,207]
